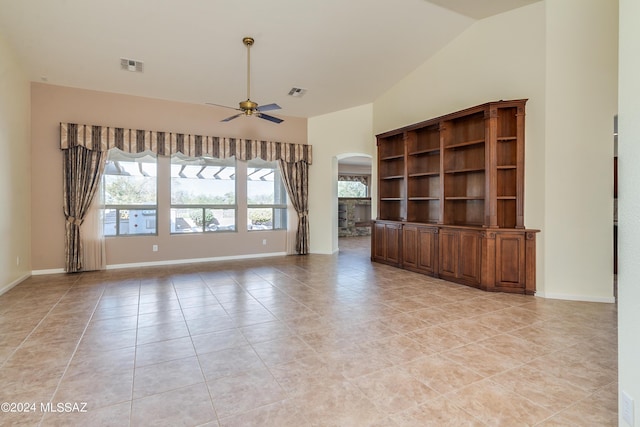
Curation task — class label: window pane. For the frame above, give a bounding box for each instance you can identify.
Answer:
[248,208,287,230]
[119,209,157,235]
[337,180,367,198]
[205,208,236,232]
[247,161,286,205]
[273,208,287,230]
[103,151,157,205]
[248,208,273,230]
[171,208,204,233]
[103,208,117,236]
[171,155,236,205]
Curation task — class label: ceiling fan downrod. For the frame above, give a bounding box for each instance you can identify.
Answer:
[242,37,255,115]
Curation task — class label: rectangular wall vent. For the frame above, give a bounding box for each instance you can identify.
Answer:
[120,58,144,73]
[288,87,307,97]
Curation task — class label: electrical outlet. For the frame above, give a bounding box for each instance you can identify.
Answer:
[16,256,20,266]
[262,239,267,245]
[622,390,634,426]
[152,245,158,252]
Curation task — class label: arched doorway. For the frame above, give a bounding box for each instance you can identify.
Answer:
[335,153,373,255]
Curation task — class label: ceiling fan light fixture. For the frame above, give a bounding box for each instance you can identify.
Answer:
[207,36,284,124]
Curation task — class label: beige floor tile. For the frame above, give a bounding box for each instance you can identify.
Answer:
[319,344,394,380]
[351,365,440,414]
[135,320,190,345]
[131,382,216,427]
[54,367,134,410]
[390,396,487,426]
[218,400,311,427]
[269,355,347,397]
[239,320,293,344]
[477,332,552,362]
[133,355,204,399]
[449,379,553,426]
[198,345,266,381]
[403,354,484,394]
[405,325,471,353]
[251,335,316,367]
[442,342,524,377]
[135,336,195,367]
[493,365,593,413]
[40,401,131,427]
[207,369,287,418]
[191,328,248,355]
[290,380,384,427]
[185,314,237,336]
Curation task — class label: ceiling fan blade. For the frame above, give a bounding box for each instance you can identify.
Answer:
[257,113,284,124]
[221,113,243,122]
[257,103,281,112]
[206,102,240,111]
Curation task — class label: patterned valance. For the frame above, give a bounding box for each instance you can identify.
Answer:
[60,123,312,164]
[338,174,369,186]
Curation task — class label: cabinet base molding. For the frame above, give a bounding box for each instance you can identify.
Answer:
[371,220,539,295]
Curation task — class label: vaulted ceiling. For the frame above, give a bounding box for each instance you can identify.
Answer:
[0,0,540,118]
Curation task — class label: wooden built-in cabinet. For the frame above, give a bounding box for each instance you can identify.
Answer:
[372,100,539,295]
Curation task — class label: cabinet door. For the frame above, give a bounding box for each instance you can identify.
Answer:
[438,229,459,279]
[417,227,438,275]
[402,225,418,269]
[385,223,401,265]
[458,230,481,286]
[372,222,401,266]
[494,233,525,290]
[372,222,387,262]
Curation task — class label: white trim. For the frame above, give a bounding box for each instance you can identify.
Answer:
[105,252,287,270]
[0,273,31,295]
[536,292,616,304]
[31,268,65,276]
[310,249,336,255]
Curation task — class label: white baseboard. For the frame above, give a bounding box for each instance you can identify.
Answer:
[32,268,66,276]
[0,273,31,295]
[106,252,288,270]
[536,292,616,304]
[31,252,289,275]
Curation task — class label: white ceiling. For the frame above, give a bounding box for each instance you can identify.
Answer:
[0,0,540,119]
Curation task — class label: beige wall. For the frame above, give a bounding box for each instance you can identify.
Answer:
[0,33,31,293]
[543,0,618,301]
[373,1,618,301]
[30,83,307,271]
[308,104,374,254]
[618,0,640,421]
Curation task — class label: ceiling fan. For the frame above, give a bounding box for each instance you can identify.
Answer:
[207,37,283,124]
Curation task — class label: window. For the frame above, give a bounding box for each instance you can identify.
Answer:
[247,159,287,230]
[103,149,158,236]
[337,175,369,198]
[171,154,236,233]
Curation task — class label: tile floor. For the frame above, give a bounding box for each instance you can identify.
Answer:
[0,237,618,426]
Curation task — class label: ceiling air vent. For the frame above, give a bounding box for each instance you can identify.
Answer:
[120,58,144,73]
[288,87,307,97]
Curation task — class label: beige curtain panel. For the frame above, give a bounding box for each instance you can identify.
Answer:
[278,159,310,255]
[62,145,107,272]
[60,123,313,163]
